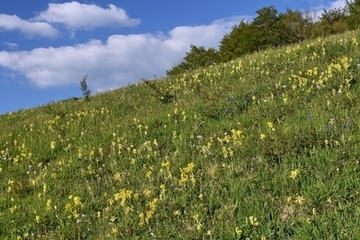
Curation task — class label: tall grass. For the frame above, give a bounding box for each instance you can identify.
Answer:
[1,30,360,239]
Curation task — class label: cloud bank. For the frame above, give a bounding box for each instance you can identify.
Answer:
[0,1,139,38]
[0,16,244,90]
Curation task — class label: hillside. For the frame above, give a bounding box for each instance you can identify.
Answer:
[1,30,360,239]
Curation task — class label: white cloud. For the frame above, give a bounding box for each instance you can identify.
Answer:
[33,1,140,30]
[0,14,58,38]
[0,16,246,91]
[164,16,247,51]
[3,42,19,51]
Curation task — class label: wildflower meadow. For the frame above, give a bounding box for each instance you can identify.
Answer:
[1,30,360,239]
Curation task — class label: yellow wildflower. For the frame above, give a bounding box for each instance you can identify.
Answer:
[50,141,56,149]
[294,195,305,205]
[290,169,300,179]
[249,216,259,226]
[235,227,242,235]
[183,162,195,173]
[46,199,52,210]
[73,196,82,206]
[143,189,152,197]
[267,121,275,131]
[113,172,121,181]
[111,227,118,234]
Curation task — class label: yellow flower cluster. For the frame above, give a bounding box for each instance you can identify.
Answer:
[178,162,196,186]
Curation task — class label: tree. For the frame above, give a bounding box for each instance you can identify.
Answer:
[79,74,91,100]
[311,7,348,37]
[252,6,280,48]
[219,20,257,62]
[276,8,314,45]
[346,0,360,29]
[167,45,220,76]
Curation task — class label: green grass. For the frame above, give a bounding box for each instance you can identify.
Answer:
[1,30,360,239]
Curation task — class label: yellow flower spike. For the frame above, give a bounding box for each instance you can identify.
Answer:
[267,121,275,131]
[260,134,266,140]
[73,196,82,206]
[312,208,317,215]
[65,203,72,211]
[143,189,152,197]
[110,216,116,223]
[249,216,259,226]
[161,161,170,168]
[46,199,52,210]
[294,195,305,205]
[72,211,79,219]
[111,227,118,234]
[147,198,158,210]
[113,172,121,181]
[235,227,242,235]
[50,141,56,149]
[290,169,300,179]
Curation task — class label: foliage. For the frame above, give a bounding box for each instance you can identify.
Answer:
[1,28,360,239]
[251,6,280,48]
[276,8,314,44]
[219,20,257,62]
[167,45,220,76]
[219,6,282,62]
[143,78,175,104]
[315,7,348,36]
[346,0,360,29]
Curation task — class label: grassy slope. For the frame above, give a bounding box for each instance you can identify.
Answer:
[1,30,360,239]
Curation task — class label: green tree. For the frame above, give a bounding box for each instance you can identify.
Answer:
[167,44,220,76]
[346,0,360,29]
[218,20,257,62]
[311,8,348,37]
[252,6,280,48]
[276,8,314,45]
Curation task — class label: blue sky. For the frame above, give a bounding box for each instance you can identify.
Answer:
[0,0,346,114]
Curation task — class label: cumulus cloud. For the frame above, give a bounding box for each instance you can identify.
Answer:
[33,1,140,30]
[0,2,138,38]
[0,16,245,91]
[0,14,58,38]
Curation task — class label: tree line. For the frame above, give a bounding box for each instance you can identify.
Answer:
[167,0,360,76]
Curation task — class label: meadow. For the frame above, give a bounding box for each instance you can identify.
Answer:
[1,30,360,239]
